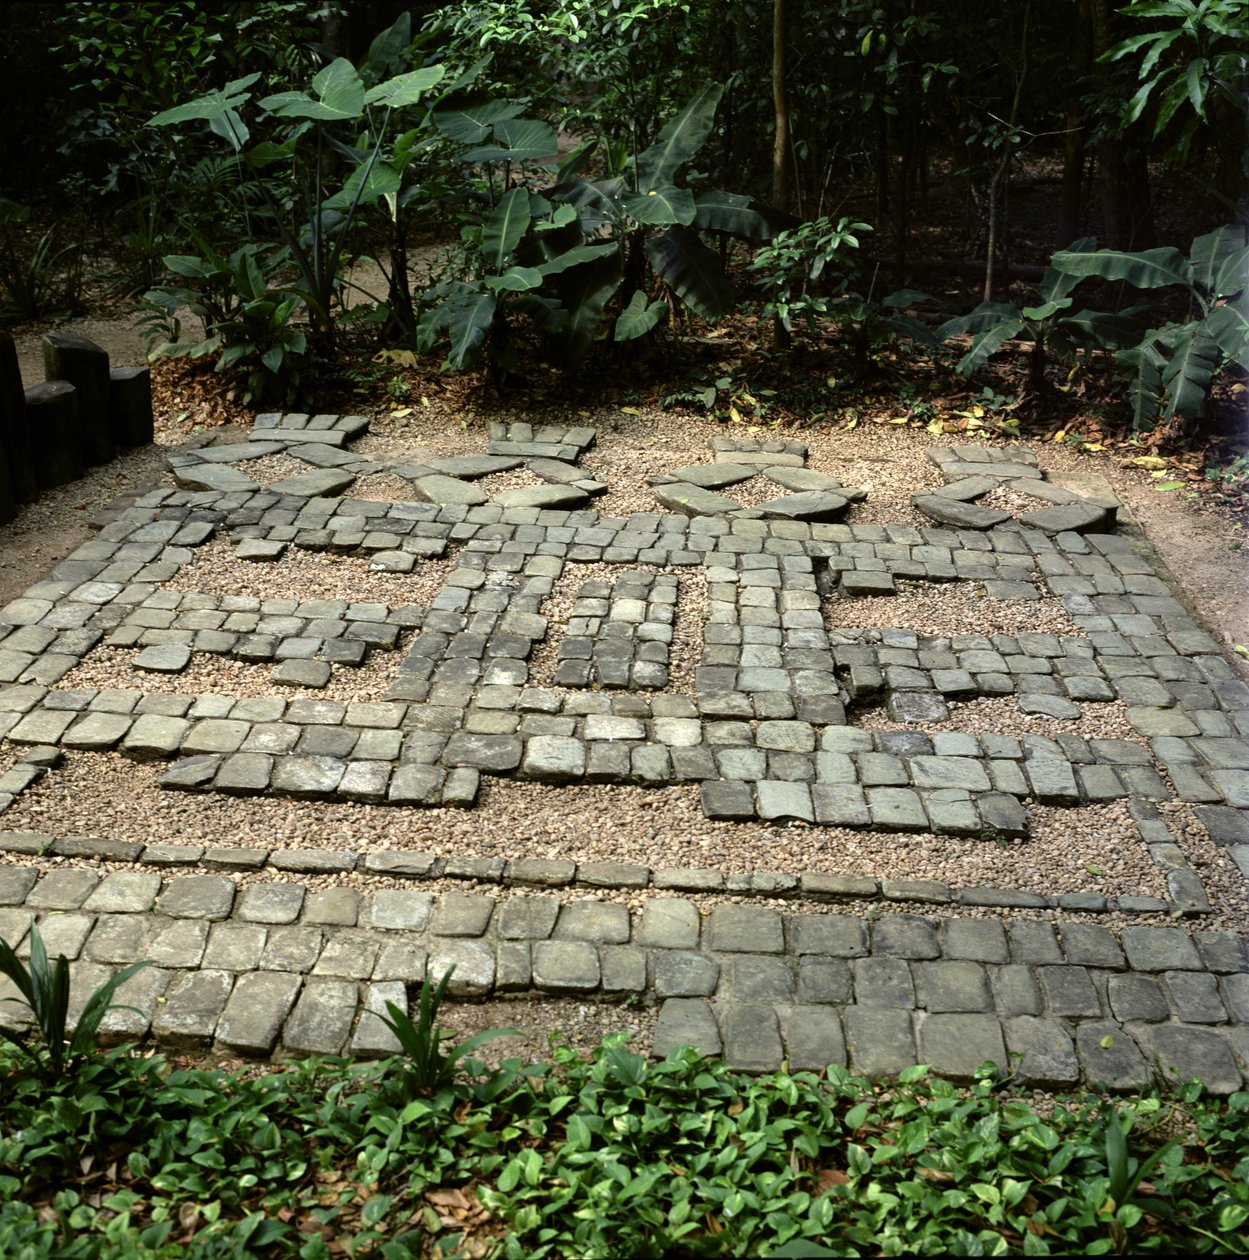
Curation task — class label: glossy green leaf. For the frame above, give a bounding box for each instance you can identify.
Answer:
[646,225,734,320]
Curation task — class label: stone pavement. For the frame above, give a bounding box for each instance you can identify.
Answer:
[1,414,1248,1090]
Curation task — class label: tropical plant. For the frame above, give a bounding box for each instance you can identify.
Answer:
[0,925,148,1079]
[939,237,1141,395]
[419,82,790,372]
[362,967,516,1097]
[1051,224,1249,428]
[138,241,308,404]
[147,37,447,354]
[0,199,88,321]
[1102,0,1249,190]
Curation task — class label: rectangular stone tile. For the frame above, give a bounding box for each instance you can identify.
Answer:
[216,971,302,1056]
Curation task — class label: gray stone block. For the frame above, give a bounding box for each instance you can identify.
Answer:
[282,976,357,1056]
[844,1006,917,1077]
[1004,1016,1080,1086]
[707,904,784,953]
[653,998,722,1059]
[216,971,302,1055]
[917,1012,1007,1080]
[151,968,233,1049]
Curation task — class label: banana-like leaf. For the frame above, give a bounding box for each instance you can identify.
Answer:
[363,66,444,110]
[544,251,623,362]
[261,58,366,121]
[461,117,557,165]
[208,108,249,150]
[1037,236,1098,304]
[1050,245,1194,292]
[433,100,524,144]
[432,285,497,370]
[149,73,260,126]
[1056,309,1141,350]
[622,188,696,226]
[956,317,1028,375]
[1117,335,1168,429]
[635,84,724,192]
[535,242,619,277]
[1203,302,1249,367]
[880,312,938,347]
[483,188,531,272]
[693,190,796,240]
[646,225,735,321]
[553,177,626,230]
[938,301,1021,339]
[1189,225,1249,299]
[362,12,412,82]
[518,219,586,267]
[615,290,668,341]
[1157,322,1222,422]
[485,265,543,292]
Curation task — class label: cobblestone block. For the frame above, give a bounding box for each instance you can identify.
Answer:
[1148,1025,1242,1095]
[282,976,357,1056]
[721,1003,783,1072]
[852,957,916,1008]
[707,904,785,953]
[1121,926,1203,971]
[1037,966,1103,1018]
[369,890,434,931]
[237,883,305,924]
[428,940,495,996]
[637,899,700,949]
[601,946,647,993]
[303,888,361,926]
[724,955,794,1001]
[872,915,939,959]
[790,914,867,957]
[653,998,721,1059]
[1076,1022,1151,1092]
[498,897,560,940]
[216,971,301,1056]
[555,901,631,944]
[351,981,407,1057]
[1005,1016,1080,1086]
[151,969,233,1049]
[918,960,991,1012]
[779,1005,846,1071]
[37,912,95,960]
[533,940,601,992]
[156,875,236,920]
[917,1012,1007,1080]
[940,918,1008,963]
[98,966,171,1043]
[844,1006,916,1077]
[1163,971,1227,1023]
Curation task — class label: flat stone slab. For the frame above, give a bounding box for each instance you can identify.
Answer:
[912,494,1012,530]
[762,466,850,494]
[934,475,997,501]
[656,463,756,489]
[172,464,260,493]
[410,475,489,506]
[426,455,522,479]
[936,459,1044,482]
[196,442,286,462]
[493,485,590,510]
[266,469,356,498]
[133,644,192,674]
[526,458,592,485]
[653,483,741,516]
[1018,503,1113,534]
[756,491,850,521]
[717,450,803,468]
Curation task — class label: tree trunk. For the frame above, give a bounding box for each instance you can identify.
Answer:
[771,0,791,213]
[1058,0,1092,245]
[1091,0,1157,249]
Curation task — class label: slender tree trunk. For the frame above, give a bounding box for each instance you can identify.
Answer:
[984,1,1031,301]
[771,0,791,213]
[1058,0,1091,244]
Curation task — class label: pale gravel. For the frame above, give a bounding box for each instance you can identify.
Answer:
[1,400,1246,951]
[826,577,1084,638]
[162,540,455,607]
[851,693,1140,742]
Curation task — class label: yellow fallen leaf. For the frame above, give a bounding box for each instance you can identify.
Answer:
[729,405,743,423]
[1052,429,1067,443]
[391,407,413,418]
[1083,442,1106,451]
[421,396,431,407]
[1128,454,1168,469]
[621,406,641,415]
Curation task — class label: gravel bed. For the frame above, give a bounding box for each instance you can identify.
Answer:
[350,471,427,502]
[826,578,1083,638]
[162,540,455,607]
[0,752,1184,903]
[56,642,409,704]
[851,692,1140,742]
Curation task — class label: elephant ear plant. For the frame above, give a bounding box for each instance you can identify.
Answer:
[0,925,149,1080]
[419,82,793,372]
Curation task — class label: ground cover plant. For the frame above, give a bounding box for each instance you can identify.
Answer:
[2,938,1249,1258]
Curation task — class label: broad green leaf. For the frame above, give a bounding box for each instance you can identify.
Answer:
[362,12,412,81]
[957,318,1028,375]
[622,188,696,226]
[163,254,220,279]
[646,225,735,321]
[208,108,248,150]
[544,251,622,361]
[635,83,724,192]
[493,117,557,160]
[553,176,627,230]
[1203,303,1249,367]
[1159,324,1227,421]
[483,187,532,272]
[1051,246,1194,291]
[323,161,402,212]
[938,301,1022,339]
[1189,225,1249,296]
[364,66,444,109]
[440,287,496,370]
[260,58,365,121]
[693,190,794,240]
[485,266,543,292]
[1185,58,1207,117]
[881,312,938,347]
[884,289,934,308]
[148,74,260,126]
[536,242,618,277]
[1057,309,1141,350]
[1022,298,1073,320]
[433,100,524,144]
[614,290,668,341]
